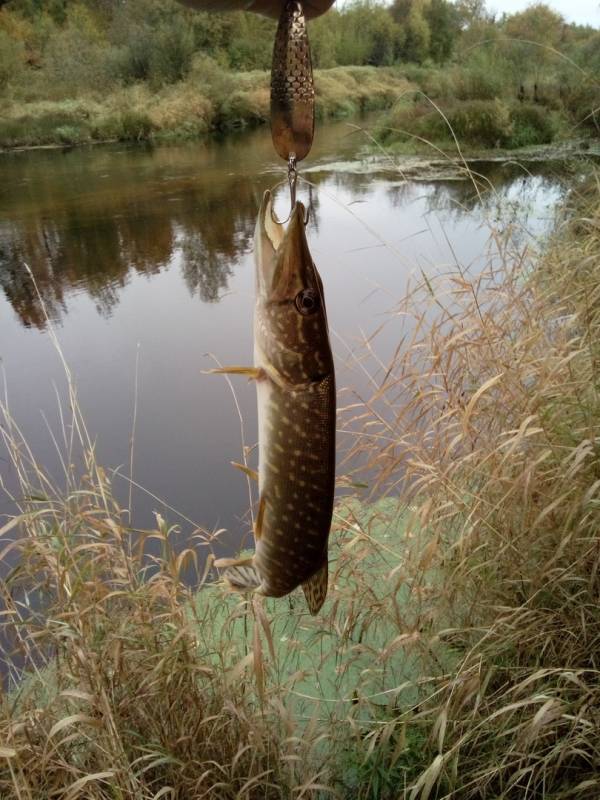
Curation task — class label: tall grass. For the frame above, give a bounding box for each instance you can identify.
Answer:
[341,171,600,796]
[1,171,599,798]
[0,383,436,797]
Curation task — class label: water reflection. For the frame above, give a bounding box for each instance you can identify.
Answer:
[0,135,572,329]
[0,122,578,558]
[1,157,264,325]
[1,128,369,327]
[2,132,574,331]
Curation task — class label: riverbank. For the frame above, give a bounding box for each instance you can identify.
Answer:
[0,64,410,151]
[1,167,599,797]
[373,63,600,156]
[4,61,599,163]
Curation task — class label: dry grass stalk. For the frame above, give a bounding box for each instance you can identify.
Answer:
[340,171,600,798]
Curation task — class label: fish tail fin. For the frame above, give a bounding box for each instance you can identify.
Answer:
[301,559,328,616]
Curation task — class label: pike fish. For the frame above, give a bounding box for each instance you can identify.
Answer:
[213,191,335,614]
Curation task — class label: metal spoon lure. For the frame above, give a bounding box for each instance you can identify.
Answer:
[270,0,314,224]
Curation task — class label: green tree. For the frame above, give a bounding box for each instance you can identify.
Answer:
[369,10,397,65]
[390,0,413,25]
[505,3,565,48]
[0,27,24,89]
[227,12,273,70]
[424,0,459,63]
[454,0,490,28]
[310,13,339,68]
[504,3,565,82]
[6,0,68,23]
[150,15,195,83]
[42,3,116,93]
[403,3,430,63]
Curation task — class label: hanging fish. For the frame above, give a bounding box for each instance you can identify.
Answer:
[212,191,335,614]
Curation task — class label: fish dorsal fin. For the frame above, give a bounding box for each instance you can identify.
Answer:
[301,559,328,616]
[221,563,262,593]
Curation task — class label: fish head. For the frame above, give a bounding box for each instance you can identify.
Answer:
[255,190,333,385]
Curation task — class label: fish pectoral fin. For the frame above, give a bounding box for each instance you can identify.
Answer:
[301,558,328,616]
[231,461,259,482]
[221,564,262,593]
[204,366,265,381]
[214,556,255,569]
[254,495,266,541]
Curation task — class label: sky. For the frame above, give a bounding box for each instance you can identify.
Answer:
[488,0,599,26]
[333,1,600,28]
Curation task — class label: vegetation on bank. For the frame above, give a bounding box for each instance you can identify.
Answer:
[2,168,599,797]
[0,64,409,149]
[0,0,598,151]
[375,59,599,154]
[374,2,600,152]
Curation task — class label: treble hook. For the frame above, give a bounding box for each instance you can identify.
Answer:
[270,153,310,226]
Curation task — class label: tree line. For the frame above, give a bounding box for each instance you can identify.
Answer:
[0,0,598,95]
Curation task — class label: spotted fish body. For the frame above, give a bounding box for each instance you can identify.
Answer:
[220,191,335,614]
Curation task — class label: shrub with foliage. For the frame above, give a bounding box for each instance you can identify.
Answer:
[447,98,512,147]
[508,102,563,147]
[0,28,25,91]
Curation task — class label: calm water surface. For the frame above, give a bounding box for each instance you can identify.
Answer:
[0,120,568,558]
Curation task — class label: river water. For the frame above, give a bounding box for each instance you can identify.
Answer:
[0,118,569,560]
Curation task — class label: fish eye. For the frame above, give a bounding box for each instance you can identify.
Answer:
[295,288,320,315]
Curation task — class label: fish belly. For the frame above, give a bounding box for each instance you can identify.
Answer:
[254,373,335,598]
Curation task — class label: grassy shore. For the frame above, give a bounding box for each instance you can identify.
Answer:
[373,62,600,156]
[0,64,410,150]
[2,55,598,156]
[1,171,600,798]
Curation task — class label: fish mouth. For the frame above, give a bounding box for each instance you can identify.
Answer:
[255,190,315,302]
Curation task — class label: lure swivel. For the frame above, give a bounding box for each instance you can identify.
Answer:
[269,153,310,225]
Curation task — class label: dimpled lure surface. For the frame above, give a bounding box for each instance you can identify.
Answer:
[215,191,335,614]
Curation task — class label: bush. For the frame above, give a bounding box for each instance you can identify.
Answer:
[146,83,213,134]
[118,109,154,141]
[54,123,87,144]
[0,108,93,147]
[452,54,512,101]
[0,29,25,92]
[149,15,195,86]
[508,102,564,148]
[377,97,449,146]
[447,98,512,147]
[41,5,118,95]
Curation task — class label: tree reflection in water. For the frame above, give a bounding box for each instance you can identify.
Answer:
[0,137,335,326]
[0,133,571,329]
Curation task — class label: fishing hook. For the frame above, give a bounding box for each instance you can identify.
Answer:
[270,154,310,226]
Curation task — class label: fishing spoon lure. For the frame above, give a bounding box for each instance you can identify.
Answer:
[271,0,315,164]
[270,0,315,224]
